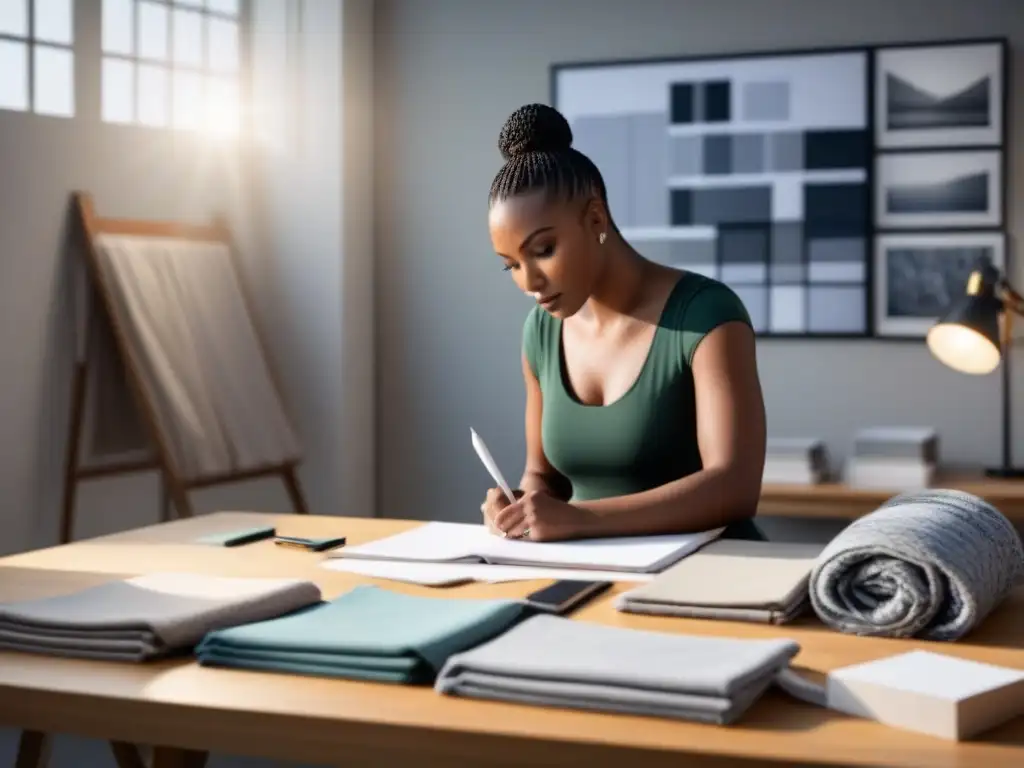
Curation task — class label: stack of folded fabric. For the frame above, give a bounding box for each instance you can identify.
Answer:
[0,572,322,661]
[615,540,823,624]
[196,584,527,684]
[435,615,801,724]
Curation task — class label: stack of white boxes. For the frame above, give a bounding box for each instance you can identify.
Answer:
[763,438,830,485]
[844,427,938,490]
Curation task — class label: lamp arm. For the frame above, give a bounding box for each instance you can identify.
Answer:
[998,280,1024,318]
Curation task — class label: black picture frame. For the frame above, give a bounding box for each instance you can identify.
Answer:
[869,36,1010,341]
[548,35,1011,341]
[873,229,1008,338]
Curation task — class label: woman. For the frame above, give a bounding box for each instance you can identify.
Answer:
[481,103,767,543]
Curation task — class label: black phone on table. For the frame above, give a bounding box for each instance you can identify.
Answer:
[523,580,612,615]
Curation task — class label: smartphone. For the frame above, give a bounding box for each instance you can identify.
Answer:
[273,535,346,552]
[523,580,612,615]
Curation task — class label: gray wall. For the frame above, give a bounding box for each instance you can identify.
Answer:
[0,0,291,555]
[0,0,376,558]
[374,0,1023,530]
[0,1,369,765]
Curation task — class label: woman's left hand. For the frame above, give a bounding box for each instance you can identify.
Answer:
[492,490,598,542]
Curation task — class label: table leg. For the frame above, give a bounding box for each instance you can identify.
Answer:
[109,741,149,768]
[151,747,209,768]
[14,731,50,768]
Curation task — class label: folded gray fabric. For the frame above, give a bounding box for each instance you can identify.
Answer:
[810,489,1024,640]
[616,540,822,624]
[0,573,322,661]
[435,614,800,724]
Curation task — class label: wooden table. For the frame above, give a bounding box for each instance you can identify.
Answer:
[2,512,1024,767]
[759,475,1024,521]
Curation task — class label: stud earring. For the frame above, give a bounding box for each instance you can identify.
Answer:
[598,232,607,245]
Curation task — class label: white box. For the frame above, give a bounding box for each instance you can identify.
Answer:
[827,650,1024,740]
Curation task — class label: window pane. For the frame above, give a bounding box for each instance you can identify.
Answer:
[102,56,133,122]
[102,0,133,55]
[34,0,72,44]
[207,17,238,72]
[173,68,202,129]
[172,8,202,65]
[206,0,239,15]
[33,44,73,116]
[0,40,28,110]
[174,0,203,7]
[205,75,239,136]
[138,0,168,60]
[0,0,27,36]
[138,63,168,126]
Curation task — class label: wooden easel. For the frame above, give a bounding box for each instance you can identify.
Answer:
[60,191,309,543]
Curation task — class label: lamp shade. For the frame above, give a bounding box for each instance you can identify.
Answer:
[926,260,1003,375]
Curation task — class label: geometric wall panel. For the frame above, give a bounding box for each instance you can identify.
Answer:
[553,49,871,337]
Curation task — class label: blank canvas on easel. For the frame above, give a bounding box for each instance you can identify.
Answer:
[62,192,308,542]
[90,233,302,480]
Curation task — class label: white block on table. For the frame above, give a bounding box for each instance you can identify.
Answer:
[827,650,1024,740]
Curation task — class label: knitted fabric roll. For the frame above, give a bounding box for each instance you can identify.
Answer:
[809,489,1024,640]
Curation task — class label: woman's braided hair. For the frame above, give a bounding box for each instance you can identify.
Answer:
[488,103,608,209]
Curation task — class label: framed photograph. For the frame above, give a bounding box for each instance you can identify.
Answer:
[874,231,1006,337]
[875,150,1002,229]
[552,48,871,337]
[874,40,1005,148]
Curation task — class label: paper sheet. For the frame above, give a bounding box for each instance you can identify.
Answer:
[321,558,655,586]
[331,521,723,573]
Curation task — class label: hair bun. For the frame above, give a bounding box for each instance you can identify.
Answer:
[497,103,573,161]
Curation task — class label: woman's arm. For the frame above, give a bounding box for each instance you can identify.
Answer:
[519,353,573,501]
[577,320,766,536]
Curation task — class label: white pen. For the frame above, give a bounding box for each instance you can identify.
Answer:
[470,428,518,507]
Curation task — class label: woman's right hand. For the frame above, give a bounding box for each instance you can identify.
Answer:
[480,487,524,536]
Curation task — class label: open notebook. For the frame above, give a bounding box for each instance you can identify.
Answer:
[327,522,724,574]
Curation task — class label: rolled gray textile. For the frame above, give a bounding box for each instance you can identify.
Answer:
[809,488,1024,640]
[0,573,322,661]
[435,614,800,724]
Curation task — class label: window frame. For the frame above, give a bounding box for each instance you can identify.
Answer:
[0,0,76,117]
[100,0,245,134]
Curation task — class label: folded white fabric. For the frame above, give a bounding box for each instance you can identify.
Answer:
[435,614,800,724]
[0,572,322,661]
[616,540,822,624]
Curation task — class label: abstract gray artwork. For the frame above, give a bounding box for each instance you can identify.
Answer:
[554,50,871,336]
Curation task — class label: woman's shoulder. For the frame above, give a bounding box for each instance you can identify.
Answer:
[522,304,557,377]
[523,303,557,339]
[662,269,749,320]
[661,269,753,364]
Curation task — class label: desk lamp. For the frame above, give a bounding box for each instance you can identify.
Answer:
[926,255,1024,478]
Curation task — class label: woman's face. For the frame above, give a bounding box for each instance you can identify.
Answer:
[488,190,607,318]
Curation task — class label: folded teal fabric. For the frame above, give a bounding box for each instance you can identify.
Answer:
[195,585,527,683]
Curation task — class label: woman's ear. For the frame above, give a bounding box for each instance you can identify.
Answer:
[580,197,610,244]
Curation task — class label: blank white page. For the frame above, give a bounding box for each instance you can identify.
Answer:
[337,522,487,563]
[335,522,723,572]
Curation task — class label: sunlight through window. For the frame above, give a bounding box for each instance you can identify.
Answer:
[101,0,244,136]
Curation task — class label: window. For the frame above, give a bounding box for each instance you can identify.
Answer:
[0,0,75,117]
[101,0,242,136]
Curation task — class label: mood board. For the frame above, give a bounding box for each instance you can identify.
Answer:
[551,37,1008,338]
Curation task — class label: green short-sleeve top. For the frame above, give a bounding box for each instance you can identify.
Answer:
[522,271,751,505]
